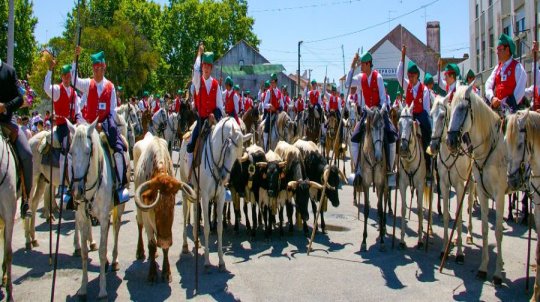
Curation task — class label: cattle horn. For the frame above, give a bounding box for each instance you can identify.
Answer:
[134,180,160,211]
[323,167,335,190]
[287,180,299,190]
[338,169,347,183]
[240,152,249,163]
[180,182,197,201]
[256,162,268,169]
[309,181,324,190]
[278,161,287,168]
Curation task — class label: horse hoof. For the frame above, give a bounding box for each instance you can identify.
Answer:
[360,243,367,252]
[456,254,465,265]
[492,276,503,287]
[398,242,407,250]
[25,242,32,250]
[476,270,487,280]
[219,263,227,272]
[105,260,110,271]
[162,272,172,283]
[73,249,81,257]
[321,228,327,235]
[416,242,424,250]
[136,251,145,260]
[112,261,120,272]
[147,273,157,283]
[182,244,189,254]
[89,243,98,251]
[31,240,39,247]
[78,294,87,302]
[97,294,108,301]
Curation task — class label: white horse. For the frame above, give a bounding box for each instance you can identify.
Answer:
[429,95,475,261]
[116,103,142,155]
[152,108,178,152]
[505,110,540,300]
[27,130,98,255]
[446,84,508,286]
[0,132,18,301]
[179,117,251,270]
[67,120,125,299]
[397,104,426,249]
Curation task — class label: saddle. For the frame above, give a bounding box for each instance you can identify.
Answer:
[184,121,212,171]
[99,131,129,205]
[0,124,21,190]
[38,130,63,167]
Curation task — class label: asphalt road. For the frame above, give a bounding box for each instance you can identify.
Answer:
[5,151,537,301]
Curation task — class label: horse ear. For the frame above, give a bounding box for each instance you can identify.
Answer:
[65,119,75,135]
[88,118,98,135]
[465,82,474,99]
[408,100,415,112]
[242,133,253,144]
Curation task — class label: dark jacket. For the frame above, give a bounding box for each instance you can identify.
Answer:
[0,61,23,123]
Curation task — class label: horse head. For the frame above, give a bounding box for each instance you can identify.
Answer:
[505,110,532,191]
[216,118,253,185]
[429,94,451,155]
[67,119,99,201]
[366,108,385,162]
[447,84,476,154]
[127,103,143,136]
[398,104,418,157]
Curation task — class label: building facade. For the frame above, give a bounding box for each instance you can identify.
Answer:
[469,0,539,94]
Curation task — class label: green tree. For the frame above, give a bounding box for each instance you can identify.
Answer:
[0,0,38,77]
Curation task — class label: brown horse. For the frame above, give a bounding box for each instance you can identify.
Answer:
[137,110,152,142]
[305,106,322,144]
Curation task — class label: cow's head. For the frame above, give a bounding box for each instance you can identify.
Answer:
[134,174,195,249]
[323,164,347,207]
[288,179,323,220]
[257,160,287,198]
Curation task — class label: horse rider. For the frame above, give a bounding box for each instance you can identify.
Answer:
[423,73,437,101]
[173,89,183,113]
[525,41,540,113]
[116,85,123,106]
[304,79,324,125]
[44,60,85,200]
[282,85,292,110]
[485,33,526,115]
[186,44,224,171]
[151,94,161,115]
[438,60,460,102]
[465,69,481,95]
[263,73,284,150]
[72,48,130,203]
[242,90,253,113]
[347,51,398,181]
[397,46,433,182]
[138,91,150,114]
[324,84,342,122]
[0,58,32,217]
[223,76,240,125]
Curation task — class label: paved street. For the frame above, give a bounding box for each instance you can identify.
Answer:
[6,152,536,301]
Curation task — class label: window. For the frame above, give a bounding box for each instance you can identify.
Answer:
[489,31,494,67]
[481,39,485,71]
[515,6,526,33]
[488,0,492,6]
[503,26,511,35]
[475,3,479,18]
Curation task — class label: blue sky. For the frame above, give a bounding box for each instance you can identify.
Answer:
[33,0,469,83]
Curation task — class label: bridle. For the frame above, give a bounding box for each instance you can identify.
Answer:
[70,133,104,205]
[507,116,531,190]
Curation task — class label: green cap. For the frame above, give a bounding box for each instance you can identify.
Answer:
[264,80,270,88]
[61,64,72,75]
[444,63,460,77]
[270,73,278,81]
[360,52,373,63]
[225,76,233,86]
[311,79,317,85]
[245,89,250,94]
[407,61,419,74]
[143,91,149,97]
[331,84,337,92]
[498,33,515,56]
[117,86,123,92]
[233,84,240,91]
[384,82,388,88]
[340,93,344,97]
[90,51,105,64]
[155,93,161,98]
[202,52,214,64]
[177,89,183,95]
[281,85,288,90]
[466,69,475,79]
[424,72,434,84]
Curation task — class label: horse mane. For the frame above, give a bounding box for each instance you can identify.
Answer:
[430,95,447,116]
[507,110,540,148]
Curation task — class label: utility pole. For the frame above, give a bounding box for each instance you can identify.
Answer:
[341,44,346,94]
[7,0,14,65]
[297,41,303,97]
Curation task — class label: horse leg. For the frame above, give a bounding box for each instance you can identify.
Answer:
[136,208,146,259]
[87,220,97,251]
[251,202,258,238]
[147,238,157,283]
[440,181,450,260]
[533,204,540,302]
[320,208,327,234]
[477,195,490,280]
[377,186,386,251]
[416,184,424,249]
[26,176,45,250]
[361,188,369,252]
[3,218,13,301]
[216,196,226,271]
[455,184,465,263]
[97,214,110,299]
[399,185,407,249]
[76,211,89,298]
[278,205,284,237]
[466,184,474,245]
[181,196,190,254]
[493,194,505,286]
[201,199,212,270]
[111,204,124,271]
[507,194,515,222]
[161,247,171,283]
[286,200,294,233]
[521,193,529,226]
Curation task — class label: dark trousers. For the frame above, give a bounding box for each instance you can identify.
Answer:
[102,115,126,153]
[2,121,33,198]
[264,112,276,133]
[55,123,69,152]
[413,110,432,172]
[187,116,205,153]
[351,109,397,144]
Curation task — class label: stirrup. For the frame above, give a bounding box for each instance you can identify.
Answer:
[387,172,397,188]
[116,187,130,204]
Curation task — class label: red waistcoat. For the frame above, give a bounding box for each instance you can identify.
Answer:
[55,84,76,125]
[361,71,380,108]
[405,82,425,114]
[225,90,236,114]
[534,87,540,111]
[296,99,304,112]
[85,80,113,123]
[197,77,219,119]
[328,95,339,111]
[309,90,319,105]
[268,89,281,113]
[244,97,253,111]
[494,59,518,100]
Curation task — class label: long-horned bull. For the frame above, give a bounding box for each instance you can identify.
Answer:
[134,174,195,211]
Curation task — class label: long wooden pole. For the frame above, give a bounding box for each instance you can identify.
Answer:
[439,159,473,273]
[48,51,55,266]
[307,48,359,255]
[425,154,435,252]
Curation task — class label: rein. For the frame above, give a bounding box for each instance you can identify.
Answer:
[399,115,422,187]
[70,133,105,206]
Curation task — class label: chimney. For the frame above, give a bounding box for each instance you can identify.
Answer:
[426,21,440,54]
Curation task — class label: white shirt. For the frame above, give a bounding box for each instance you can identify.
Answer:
[324,91,343,112]
[71,63,117,118]
[346,69,387,108]
[263,87,284,110]
[524,65,540,105]
[303,87,323,106]
[192,56,224,116]
[43,71,82,118]
[396,61,431,112]
[138,98,148,111]
[485,58,526,104]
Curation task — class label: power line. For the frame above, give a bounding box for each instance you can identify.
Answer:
[304,0,440,44]
[251,0,363,13]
